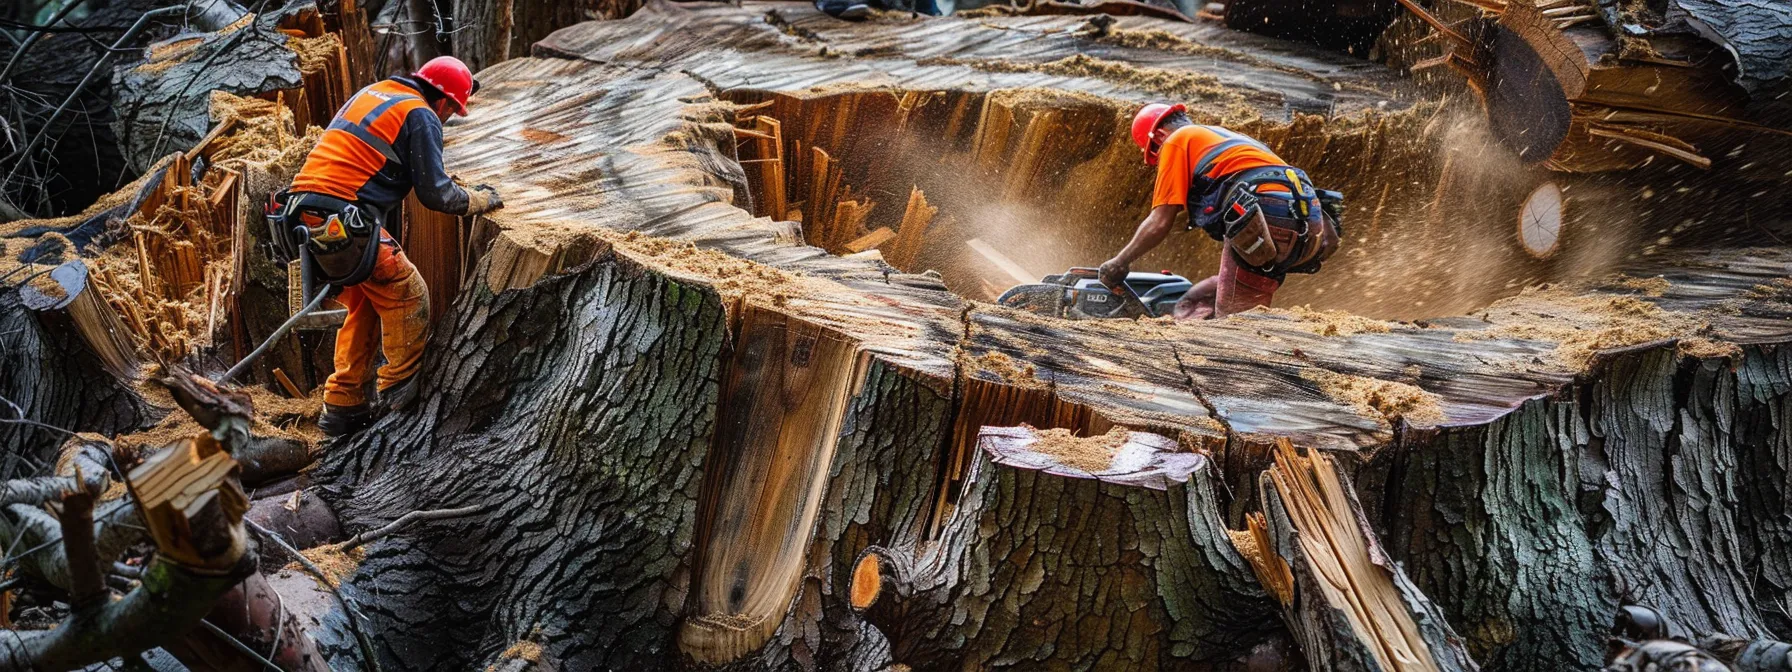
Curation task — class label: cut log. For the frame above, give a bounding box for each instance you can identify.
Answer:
[3,259,149,465]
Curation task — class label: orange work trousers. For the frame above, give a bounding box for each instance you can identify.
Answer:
[322,239,430,408]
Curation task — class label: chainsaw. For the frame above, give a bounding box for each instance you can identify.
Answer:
[996,267,1192,319]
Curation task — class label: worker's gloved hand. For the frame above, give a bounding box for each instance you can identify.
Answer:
[1098,258,1129,290]
[465,184,504,215]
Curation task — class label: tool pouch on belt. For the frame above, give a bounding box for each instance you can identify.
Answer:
[1225,205,1280,269]
[1214,166,1342,277]
[270,191,383,288]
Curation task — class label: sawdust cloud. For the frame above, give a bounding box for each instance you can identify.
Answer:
[737,90,1713,323]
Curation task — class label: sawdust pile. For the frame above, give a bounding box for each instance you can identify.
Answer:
[1268,305,1396,337]
[1610,274,1671,297]
[1026,425,1133,473]
[287,33,343,73]
[604,230,800,300]
[498,641,544,663]
[120,380,321,455]
[960,349,1043,388]
[1677,338,1743,360]
[1301,368,1445,427]
[1457,286,1708,370]
[208,91,318,167]
[921,54,1246,107]
[294,544,365,587]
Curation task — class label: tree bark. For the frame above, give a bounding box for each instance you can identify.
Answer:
[1,260,149,478]
[313,245,728,670]
[853,426,1281,670]
[1363,343,1792,670]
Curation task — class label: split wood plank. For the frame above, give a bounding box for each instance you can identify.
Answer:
[885,187,937,270]
[829,199,875,253]
[749,116,786,220]
[843,227,896,254]
[272,368,305,398]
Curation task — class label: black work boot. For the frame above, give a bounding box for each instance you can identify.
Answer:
[318,403,375,438]
[380,375,420,413]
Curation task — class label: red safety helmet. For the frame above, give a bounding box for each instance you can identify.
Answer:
[414,56,478,116]
[1131,102,1186,166]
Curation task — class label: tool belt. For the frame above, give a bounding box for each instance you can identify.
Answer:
[1192,165,1342,279]
[265,190,383,288]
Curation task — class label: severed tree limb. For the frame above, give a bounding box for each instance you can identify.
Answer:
[0,435,112,507]
[0,436,145,591]
[56,488,104,609]
[0,438,254,671]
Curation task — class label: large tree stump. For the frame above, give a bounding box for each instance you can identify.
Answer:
[314,245,728,670]
[1363,341,1792,669]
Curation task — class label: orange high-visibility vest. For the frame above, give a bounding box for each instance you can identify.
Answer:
[290,80,432,203]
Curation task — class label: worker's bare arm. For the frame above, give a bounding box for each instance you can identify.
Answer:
[1100,204,1182,285]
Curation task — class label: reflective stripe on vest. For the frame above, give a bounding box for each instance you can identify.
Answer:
[1190,127,1272,179]
[327,90,420,165]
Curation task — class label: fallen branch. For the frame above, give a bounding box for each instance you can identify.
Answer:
[0,435,253,671]
[338,505,480,552]
[0,437,144,591]
[0,435,111,507]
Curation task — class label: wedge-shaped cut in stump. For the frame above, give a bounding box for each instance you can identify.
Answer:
[852,425,1281,670]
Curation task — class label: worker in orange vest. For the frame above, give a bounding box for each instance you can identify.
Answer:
[1101,103,1342,320]
[269,56,503,437]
